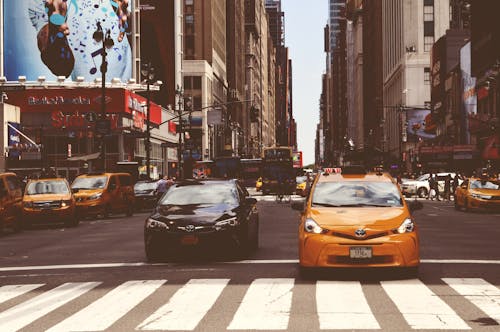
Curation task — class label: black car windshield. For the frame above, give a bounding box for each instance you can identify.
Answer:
[312,181,403,207]
[470,179,500,190]
[134,181,158,191]
[26,180,70,195]
[71,176,108,189]
[159,183,238,205]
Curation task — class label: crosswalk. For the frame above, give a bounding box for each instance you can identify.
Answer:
[0,277,499,331]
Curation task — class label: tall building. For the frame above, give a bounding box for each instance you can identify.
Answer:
[329,0,347,54]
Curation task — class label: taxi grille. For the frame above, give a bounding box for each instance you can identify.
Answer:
[33,201,61,209]
[328,255,394,265]
[330,231,390,241]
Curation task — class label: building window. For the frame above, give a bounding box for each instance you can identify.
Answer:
[424,5,434,21]
[424,36,434,52]
[185,14,194,25]
[185,0,193,5]
[193,76,202,90]
[424,67,430,84]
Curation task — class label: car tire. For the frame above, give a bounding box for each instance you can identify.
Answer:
[417,187,428,198]
[145,235,163,262]
[464,198,469,212]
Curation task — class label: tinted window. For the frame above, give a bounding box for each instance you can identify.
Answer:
[159,183,238,205]
[6,176,20,191]
[312,181,403,207]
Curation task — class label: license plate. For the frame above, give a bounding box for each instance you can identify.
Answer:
[349,247,372,259]
[180,235,199,246]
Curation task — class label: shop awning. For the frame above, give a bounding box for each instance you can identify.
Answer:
[67,152,101,161]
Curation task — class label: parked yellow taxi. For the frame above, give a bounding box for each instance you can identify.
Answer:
[455,177,500,212]
[22,178,78,227]
[292,166,422,276]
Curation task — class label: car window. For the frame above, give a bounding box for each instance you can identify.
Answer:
[6,176,21,191]
[159,183,238,205]
[109,176,117,188]
[119,175,132,186]
[134,181,158,191]
[26,180,70,195]
[470,179,500,190]
[72,176,108,189]
[312,181,403,207]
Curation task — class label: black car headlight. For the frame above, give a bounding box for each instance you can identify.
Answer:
[396,218,415,234]
[214,217,239,231]
[146,218,169,230]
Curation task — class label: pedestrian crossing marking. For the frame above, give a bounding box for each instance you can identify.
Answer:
[443,278,500,325]
[47,280,166,332]
[227,278,294,330]
[137,279,229,331]
[0,282,100,332]
[381,279,471,330]
[0,284,44,305]
[0,278,498,331]
[316,281,380,329]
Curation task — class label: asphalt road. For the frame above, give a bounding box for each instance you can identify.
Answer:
[0,191,499,331]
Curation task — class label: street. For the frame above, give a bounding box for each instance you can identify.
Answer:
[0,190,499,331]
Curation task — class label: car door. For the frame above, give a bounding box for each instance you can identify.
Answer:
[2,175,22,225]
[457,179,468,206]
[118,175,133,207]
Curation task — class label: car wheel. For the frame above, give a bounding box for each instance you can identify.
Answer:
[145,235,163,262]
[417,187,428,198]
[464,198,469,212]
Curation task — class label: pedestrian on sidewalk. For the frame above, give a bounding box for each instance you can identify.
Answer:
[443,174,451,201]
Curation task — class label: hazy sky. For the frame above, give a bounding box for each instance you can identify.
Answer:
[281,0,327,166]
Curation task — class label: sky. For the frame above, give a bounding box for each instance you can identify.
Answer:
[281,0,327,166]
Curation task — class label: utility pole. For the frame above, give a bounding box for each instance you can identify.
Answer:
[176,86,184,180]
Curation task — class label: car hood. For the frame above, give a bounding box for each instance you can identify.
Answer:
[153,203,238,225]
[23,193,72,202]
[470,189,500,197]
[309,207,408,229]
[73,189,102,197]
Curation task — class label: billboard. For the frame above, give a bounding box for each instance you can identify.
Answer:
[406,109,437,141]
[4,0,134,82]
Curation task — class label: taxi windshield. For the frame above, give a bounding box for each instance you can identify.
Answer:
[71,176,108,190]
[470,179,500,190]
[312,181,403,207]
[26,180,70,195]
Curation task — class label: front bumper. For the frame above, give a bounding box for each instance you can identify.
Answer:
[23,206,75,223]
[299,232,419,268]
[75,201,105,216]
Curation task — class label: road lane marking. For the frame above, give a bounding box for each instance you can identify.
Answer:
[0,282,100,332]
[1,259,500,273]
[316,281,380,329]
[48,280,165,332]
[137,279,229,331]
[381,279,470,330]
[228,278,294,330]
[442,278,500,325]
[0,284,44,304]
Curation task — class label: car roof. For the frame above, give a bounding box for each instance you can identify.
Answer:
[317,172,394,183]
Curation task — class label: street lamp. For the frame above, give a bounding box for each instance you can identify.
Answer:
[93,22,114,172]
[175,86,184,179]
[141,62,155,179]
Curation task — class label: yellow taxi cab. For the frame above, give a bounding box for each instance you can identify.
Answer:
[22,178,78,227]
[454,176,500,212]
[71,172,135,218]
[296,175,308,196]
[0,172,23,232]
[292,166,422,276]
[255,177,263,191]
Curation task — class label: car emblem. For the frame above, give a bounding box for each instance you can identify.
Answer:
[355,229,366,238]
[185,225,195,232]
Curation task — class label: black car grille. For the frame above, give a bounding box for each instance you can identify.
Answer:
[33,201,62,209]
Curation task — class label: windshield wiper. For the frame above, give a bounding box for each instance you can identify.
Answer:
[312,202,343,207]
[337,203,393,207]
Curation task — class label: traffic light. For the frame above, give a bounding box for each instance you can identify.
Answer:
[250,106,259,122]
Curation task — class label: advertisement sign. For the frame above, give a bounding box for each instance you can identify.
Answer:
[7,122,21,158]
[4,0,134,82]
[406,109,437,141]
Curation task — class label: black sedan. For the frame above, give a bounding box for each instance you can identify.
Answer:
[144,179,259,261]
[134,180,159,211]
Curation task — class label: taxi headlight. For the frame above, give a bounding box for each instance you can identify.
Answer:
[146,218,169,229]
[396,218,415,234]
[471,193,492,200]
[304,218,323,234]
[214,217,239,230]
[61,200,72,207]
[88,193,102,200]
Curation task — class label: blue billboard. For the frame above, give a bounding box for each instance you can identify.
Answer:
[4,0,133,82]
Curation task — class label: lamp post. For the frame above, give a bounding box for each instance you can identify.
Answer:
[93,22,114,172]
[175,86,184,179]
[141,62,155,179]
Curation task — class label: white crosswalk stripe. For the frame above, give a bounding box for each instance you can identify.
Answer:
[228,278,294,330]
[47,280,166,332]
[0,278,498,331]
[0,282,100,332]
[442,278,500,325]
[137,279,229,331]
[381,279,471,330]
[316,281,380,329]
[0,284,44,305]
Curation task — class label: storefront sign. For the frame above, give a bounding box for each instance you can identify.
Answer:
[133,111,145,130]
[51,111,119,130]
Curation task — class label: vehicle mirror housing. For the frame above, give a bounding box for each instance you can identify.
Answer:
[291,200,305,211]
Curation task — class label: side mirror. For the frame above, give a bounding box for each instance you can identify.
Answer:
[291,200,305,211]
[408,200,423,212]
[245,197,257,205]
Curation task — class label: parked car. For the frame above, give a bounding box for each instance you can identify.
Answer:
[455,177,500,212]
[22,178,78,228]
[295,175,308,196]
[0,172,23,232]
[134,180,159,211]
[144,179,259,261]
[401,172,462,198]
[293,166,422,276]
[71,172,135,218]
